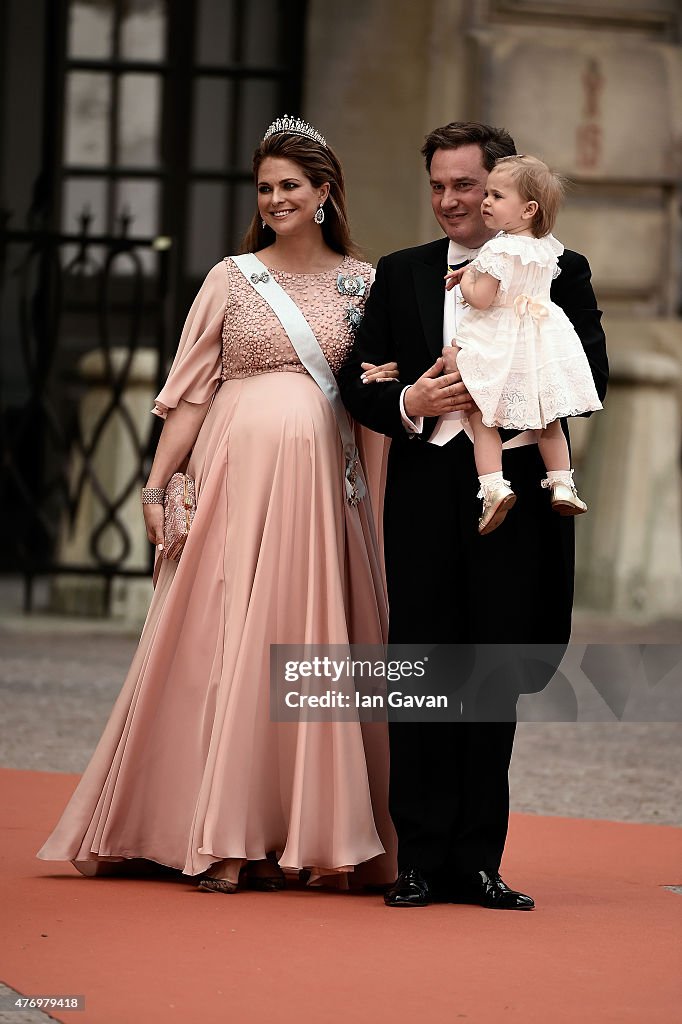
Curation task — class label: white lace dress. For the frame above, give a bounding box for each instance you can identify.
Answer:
[455,232,602,430]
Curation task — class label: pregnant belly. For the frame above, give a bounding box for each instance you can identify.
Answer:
[221,371,337,445]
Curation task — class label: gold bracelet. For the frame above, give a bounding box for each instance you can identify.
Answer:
[141,487,165,504]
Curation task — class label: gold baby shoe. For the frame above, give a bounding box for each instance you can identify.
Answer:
[541,477,588,516]
[477,479,517,535]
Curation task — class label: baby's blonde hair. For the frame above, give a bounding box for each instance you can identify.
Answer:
[493,155,565,237]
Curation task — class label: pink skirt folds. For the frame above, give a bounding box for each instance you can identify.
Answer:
[37,372,396,883]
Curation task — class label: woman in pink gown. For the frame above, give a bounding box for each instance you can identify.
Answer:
[37,118,397,893]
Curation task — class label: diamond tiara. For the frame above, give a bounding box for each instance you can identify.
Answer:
[262,115,327,148]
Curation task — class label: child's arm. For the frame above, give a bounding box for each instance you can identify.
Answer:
[459,268,500,310]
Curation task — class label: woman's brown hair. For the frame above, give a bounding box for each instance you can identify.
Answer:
[240,131,361,258]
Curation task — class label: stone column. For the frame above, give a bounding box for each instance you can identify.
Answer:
[576,350,682,620]
[50,348,157,624]
[303,1,682,626]
[305,0,473,261]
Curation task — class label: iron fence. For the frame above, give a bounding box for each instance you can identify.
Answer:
[0,211,173,612]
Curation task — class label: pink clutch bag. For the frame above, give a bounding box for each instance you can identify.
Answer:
[163,472,196,560]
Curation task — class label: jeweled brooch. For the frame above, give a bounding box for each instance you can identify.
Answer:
[344,302,363,333]
[337,273,366,297]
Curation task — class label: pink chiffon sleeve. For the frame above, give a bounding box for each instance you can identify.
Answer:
[152,261,228,419]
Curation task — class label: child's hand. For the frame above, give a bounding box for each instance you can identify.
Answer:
[444,267,467,291]
[441,347,459,374]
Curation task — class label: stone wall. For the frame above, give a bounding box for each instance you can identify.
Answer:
[305,1,681,312]
[304,0,682,620]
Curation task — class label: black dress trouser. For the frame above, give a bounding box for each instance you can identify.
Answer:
[383,432,574,882]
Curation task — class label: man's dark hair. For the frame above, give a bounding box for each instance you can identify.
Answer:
[421,122,516,173]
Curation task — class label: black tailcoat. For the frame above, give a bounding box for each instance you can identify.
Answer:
[338,236,608,880]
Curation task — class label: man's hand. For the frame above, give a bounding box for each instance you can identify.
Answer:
[403,357,474,418]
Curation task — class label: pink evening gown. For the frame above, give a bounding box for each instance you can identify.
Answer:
[37,254,396,885]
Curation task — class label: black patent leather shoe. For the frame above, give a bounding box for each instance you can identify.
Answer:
[384,868,431,907]
[459,870,534,910]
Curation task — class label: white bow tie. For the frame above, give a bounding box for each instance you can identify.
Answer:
[447,243,481,264]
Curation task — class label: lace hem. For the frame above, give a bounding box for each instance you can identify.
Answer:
[460,359,603,430]
[481,407,600,430]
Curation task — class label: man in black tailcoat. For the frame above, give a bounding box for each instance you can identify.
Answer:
[338,122,608,909]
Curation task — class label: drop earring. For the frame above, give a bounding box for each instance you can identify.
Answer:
[261,219,266,229]
[314,204,325,225]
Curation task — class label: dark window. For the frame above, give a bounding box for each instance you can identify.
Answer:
[59,0,306,310]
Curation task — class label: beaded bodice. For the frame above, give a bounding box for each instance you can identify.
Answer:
[220,255,371,381]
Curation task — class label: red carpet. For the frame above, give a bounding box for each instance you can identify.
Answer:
[1,768,680,1023]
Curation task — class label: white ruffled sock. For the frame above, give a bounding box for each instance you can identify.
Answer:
[478,471,504,488]
[477,471,508,499]
[545,469,574,487]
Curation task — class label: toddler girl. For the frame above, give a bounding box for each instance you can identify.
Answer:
[449,154,602,534]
